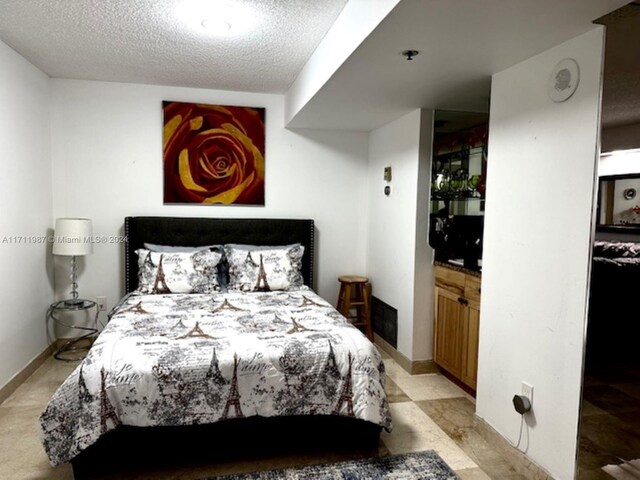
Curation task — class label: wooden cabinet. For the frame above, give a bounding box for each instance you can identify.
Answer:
[434,266,480,390]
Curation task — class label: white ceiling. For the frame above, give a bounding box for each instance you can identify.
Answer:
[288,0,631,130]
[0,0,348,93]
[599,1,640,128]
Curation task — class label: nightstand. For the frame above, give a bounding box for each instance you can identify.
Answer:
[48,299,99,361]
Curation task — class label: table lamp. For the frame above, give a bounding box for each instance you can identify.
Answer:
[53,218,93,306]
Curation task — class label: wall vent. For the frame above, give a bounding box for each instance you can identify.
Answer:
[371,296,398,348]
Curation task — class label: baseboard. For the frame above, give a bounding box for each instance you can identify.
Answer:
[374,333,437,375]
[473,414,554,480]
[0,344,55,406]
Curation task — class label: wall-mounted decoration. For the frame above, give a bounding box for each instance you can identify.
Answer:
[163,101,265,205]
[548,58,580,103]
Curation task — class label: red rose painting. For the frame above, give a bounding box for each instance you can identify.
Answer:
[163,101,265,205]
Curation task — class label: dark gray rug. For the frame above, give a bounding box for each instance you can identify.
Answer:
[212,450,459,479]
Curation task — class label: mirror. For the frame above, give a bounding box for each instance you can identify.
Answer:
[429,110,489,268]
[431,110,488,217]
[597,174,640,230]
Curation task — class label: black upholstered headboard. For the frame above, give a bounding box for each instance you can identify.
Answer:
[124,217,315,294]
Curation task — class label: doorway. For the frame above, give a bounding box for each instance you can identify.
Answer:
[578,3,640,478]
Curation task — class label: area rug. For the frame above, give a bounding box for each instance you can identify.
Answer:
[211,450,459,479]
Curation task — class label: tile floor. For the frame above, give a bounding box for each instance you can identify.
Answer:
[0,348,525,479]
[578,362,640,480]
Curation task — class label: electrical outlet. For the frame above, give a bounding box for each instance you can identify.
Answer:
[521,382,534,405]
[96,296,107,311]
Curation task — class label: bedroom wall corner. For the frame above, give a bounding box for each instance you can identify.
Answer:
[50,79,369,313]
[366,109,434,362]
[0,40,53,390]
[476,27,605,480]
[412,109,435,361]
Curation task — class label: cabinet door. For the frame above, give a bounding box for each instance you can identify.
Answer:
[461,303,480,389]
[433,287,465,377]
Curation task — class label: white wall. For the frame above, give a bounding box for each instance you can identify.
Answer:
[476,28,605,480]
[599,149,640,176]
[366,109,434,360]
[51,79,369,316]
[0,40,52,388]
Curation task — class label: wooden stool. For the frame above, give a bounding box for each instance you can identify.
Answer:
[337,275,373,340]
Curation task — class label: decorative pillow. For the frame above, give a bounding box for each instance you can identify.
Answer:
[143,243,228,289]
[136,249,222,294]
[224,244,305,292]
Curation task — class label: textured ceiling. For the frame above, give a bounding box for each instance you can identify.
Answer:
[0,0,348,93]
[599,2,640,128]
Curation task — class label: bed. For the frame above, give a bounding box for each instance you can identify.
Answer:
[586,240,640,367]
[40,216,391,479]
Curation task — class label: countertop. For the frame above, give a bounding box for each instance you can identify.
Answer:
[435,260,482,278]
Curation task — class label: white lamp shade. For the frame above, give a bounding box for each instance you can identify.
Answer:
[52,218,93,256]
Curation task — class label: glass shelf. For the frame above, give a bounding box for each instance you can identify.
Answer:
[431,197,485,201]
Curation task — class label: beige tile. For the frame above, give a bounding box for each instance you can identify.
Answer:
[433,440,480,471]
[384,401,445,435]
[14,465,72,480]
[416,397,476,430]
[385,377,411,403]
[0,358,79,478]
[27,356,80,383]
[381,402,477,471]
[0,405,60,475]
[393,373,467,401]
[456,467,493,479]
[2,379,63,409]
[418,398,529,479]
[376,346,391,359]
[383,358,411,381]
[382,427,443,454]
[2,357,78,408]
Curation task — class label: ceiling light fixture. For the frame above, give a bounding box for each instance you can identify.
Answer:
[177,0,254,35]
[201,19,232,32]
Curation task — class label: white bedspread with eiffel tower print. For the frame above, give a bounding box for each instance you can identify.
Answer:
[39,289,392,466]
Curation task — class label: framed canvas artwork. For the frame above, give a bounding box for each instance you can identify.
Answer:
[163,101,265,205]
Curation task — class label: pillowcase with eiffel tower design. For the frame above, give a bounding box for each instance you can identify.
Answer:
[135,249,222,294]
[224,244,305,292]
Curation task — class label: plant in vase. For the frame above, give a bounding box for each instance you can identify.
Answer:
[468,175,481,198]
[452,168,467,198]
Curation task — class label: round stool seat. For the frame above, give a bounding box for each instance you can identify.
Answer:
[338,275,368,284]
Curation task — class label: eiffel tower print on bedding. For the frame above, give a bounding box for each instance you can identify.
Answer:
[39,289,392,466]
